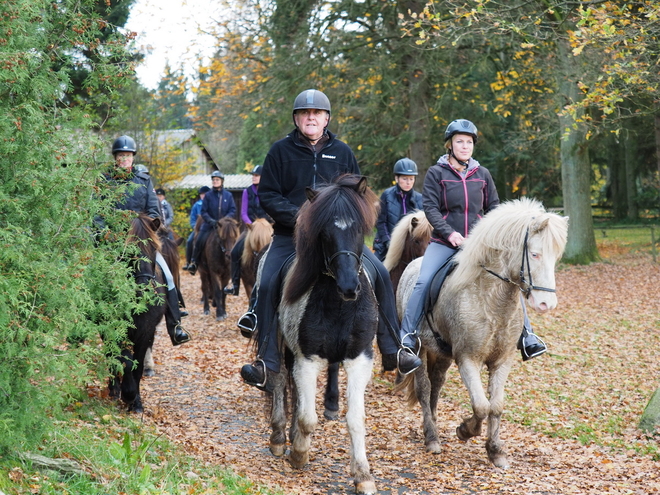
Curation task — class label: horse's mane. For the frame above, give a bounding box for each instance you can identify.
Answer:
[286,175,379,303]
[128,214,161,260]
[452,198,568,287]
[243,218,273,267]
[216,216,239,245]
[384,210,431,272]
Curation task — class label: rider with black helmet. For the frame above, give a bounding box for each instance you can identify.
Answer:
[239,89,422,391]
[224,165,272,296]
[397,119,547,360]
[105,135,191,346]
[373,158,423,261]
[188,170,237,275]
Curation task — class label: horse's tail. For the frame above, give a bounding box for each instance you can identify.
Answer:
[392,371,417,408]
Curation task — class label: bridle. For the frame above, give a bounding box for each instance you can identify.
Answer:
[323,247,363,280]
[481,228,556,298]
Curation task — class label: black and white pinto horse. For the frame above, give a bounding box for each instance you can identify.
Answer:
[108,214,165,413]
[396,198,568,468]
[270,175,380,494]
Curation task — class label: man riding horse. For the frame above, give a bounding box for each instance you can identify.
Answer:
[239,89,422,391]
[187,170,237,275]
[104,135,191,346]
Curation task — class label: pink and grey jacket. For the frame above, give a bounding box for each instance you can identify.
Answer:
[422,154,499,247]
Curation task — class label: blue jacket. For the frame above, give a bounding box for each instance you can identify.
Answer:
[189,199,203,228]
[200,187,236,232]
[373,185,423,261]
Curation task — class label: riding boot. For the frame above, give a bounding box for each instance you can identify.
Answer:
[177,287,188,317]
[165,288,191,346]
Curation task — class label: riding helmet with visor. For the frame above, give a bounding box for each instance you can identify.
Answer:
[112,135,137,155]
[444,119,478,144]
[292,89,331,126]
[393,158,418,176]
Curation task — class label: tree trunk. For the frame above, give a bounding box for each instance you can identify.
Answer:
[623,128,639,220]
[556,37,599,264]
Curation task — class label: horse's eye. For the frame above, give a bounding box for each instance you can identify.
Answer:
[531,252,540,259]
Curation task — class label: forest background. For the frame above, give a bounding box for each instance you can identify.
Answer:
[0,0,658,477]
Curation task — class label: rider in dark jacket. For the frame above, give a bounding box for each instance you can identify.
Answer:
[188,170,237,275]
[373,158,423,261]
[239,89,422,391]
[107,135,190,346]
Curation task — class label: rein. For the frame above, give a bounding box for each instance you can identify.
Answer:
[481,228,555,298]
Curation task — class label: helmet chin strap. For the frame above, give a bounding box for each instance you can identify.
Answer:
[450,149,469,168]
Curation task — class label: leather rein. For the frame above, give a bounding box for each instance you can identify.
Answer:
[481,228,555,298]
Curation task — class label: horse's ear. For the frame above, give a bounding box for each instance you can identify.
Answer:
[356,176,368,195]
[411,216,419,229]
[305,187,319,202]
[151,216,161,231]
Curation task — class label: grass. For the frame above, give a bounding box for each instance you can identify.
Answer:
[0,396,283,495]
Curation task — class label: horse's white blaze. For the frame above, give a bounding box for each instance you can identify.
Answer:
[334,217,354,230]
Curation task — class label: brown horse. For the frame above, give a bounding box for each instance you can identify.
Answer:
[198,217,240,321]
[383,210,431,293]
[240,218,273,299]
[396,198,568,468]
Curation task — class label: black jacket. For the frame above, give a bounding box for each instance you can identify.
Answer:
[259,129,360,236]
[373,185,423,260]
[423,155,499,246]
[108,170,160,218]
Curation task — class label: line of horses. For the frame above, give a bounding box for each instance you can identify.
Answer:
[113,175,568,494]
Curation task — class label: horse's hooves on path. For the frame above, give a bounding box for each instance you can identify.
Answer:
[425,440,442,454]
[489,453,510,469]
[355,480,377,495]
[203,309,210,316]
[288,450,308,469]
[456,423,473,441]
[269,443,286,457]
[216,315,226,322]
[143,368,155,377]
[323,408,339,421]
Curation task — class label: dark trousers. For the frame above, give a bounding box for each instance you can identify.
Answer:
[185,231,194,265]
[230,233,246,288]
[191,228,211,263]
[254,235,401,373]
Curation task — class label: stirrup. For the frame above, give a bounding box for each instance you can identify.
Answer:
[238,311,257,339]
[243,358,268,389]
[518,332,547,361]
[401,332,421,354]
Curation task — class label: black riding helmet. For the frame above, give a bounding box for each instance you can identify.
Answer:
[291,89,331,128]
[112,135,137,155]
[393,158,418,176]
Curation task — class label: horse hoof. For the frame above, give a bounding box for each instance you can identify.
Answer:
[355,480,377,495]
[425,440,442,454]
[490,453,510,469]
[203,309,210,316]
[269,443,286,457]
[143,368,155,377]
[216,315,226,322]
[456,424,473,441]
[323,408,339,421]
[288,450,308,469]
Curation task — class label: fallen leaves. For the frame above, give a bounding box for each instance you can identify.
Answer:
[137,252,660,495]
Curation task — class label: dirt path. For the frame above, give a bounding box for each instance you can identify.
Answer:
[141,263,660,495]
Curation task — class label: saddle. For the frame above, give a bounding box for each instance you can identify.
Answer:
[422,254,458,355]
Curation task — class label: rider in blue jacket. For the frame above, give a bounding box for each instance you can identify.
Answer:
[373,158,423,261]
[188,171,237,275]
[184,186,210,270]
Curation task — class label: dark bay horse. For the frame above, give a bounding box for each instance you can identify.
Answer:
[198,217,239,321]
[383,210,431,293]
[270,175,379,494]
[108,214,165,413]
[240,217,273,300]
[396,198,568,468]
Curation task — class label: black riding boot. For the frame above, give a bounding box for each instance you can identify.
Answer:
[177,287,188,317]
[165,288,191,346]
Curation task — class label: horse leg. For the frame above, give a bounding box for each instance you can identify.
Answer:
[201,272,211,315]
[269,367,289,457]
[456,358,489,441]
[418,351,451,454]
[289,356,324,469]
[143,346,155,377]
[343,353,376,495]
[485,361,513,468]
[323,362,340,420]
[213,281,226,321]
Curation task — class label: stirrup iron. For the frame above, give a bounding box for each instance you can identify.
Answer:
[238,311,257,339]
